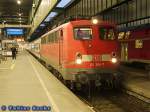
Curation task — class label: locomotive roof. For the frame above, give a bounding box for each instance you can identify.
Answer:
[40,19,116,39]
[70,19,115,27]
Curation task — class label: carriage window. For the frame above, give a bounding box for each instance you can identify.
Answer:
[99,28,115,40]
[74,28,92,40]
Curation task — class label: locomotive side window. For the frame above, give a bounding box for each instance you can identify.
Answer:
[51,33,54,43]
[99,28,115,40]
[48,34,52,43]
[41,37,46,44]
[74,28,92,40]
[48,34,51,43]
[42,30,60,44]
[47,31,59,43]
[55,31,59,43]
[45,35,48,44]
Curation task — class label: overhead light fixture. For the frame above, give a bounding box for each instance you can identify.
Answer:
[17,0,21,5]
[40,23,45,27]
[2,20,6,25]
[92,18,98,24]
[19,13,22,16]
[32,3,36,8]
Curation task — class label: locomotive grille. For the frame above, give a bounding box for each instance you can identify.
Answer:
[101,54,111,61]
[82,55,93,62]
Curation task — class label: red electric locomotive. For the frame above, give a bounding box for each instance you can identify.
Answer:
[31,19,121,87]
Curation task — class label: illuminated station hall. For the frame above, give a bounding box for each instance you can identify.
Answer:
[0,0,150,112]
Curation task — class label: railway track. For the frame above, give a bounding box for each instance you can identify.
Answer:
[124,89,150,104]
[76,89,150,112]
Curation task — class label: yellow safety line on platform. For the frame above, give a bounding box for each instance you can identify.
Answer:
[27,55,60,112]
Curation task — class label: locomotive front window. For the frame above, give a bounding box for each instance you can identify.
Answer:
[100,28,107,40]
[108,29,115,40]
[74,28,92,40]
[99,28,115,40]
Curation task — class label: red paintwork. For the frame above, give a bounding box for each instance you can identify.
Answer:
[127,28,150,61]
[39,20,119,80]
[63,21,118,69]
[41,43,59,64]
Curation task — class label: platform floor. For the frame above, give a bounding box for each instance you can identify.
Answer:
[0,51,93,112]
[0,52,51,106]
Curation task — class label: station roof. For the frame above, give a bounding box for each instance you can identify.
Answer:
[0,0,33,24]
[29,0,75,41]
[0,0,75,40]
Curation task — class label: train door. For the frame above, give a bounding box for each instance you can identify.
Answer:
[121,42,128,61]
[59,29,63,68]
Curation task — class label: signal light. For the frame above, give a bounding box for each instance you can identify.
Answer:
[17,0,21,5]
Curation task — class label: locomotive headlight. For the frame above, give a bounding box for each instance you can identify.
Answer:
[76,58,82,64]
[111,58,117,63]
[75,53,82,64]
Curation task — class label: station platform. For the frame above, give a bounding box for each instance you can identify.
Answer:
[0,51,94,112]
[120,66,150,103]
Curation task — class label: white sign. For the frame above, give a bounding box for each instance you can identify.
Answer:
[135,40,143,48]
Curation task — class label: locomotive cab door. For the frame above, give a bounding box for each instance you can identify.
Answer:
[59,29,63,68]
[121,42,128,61]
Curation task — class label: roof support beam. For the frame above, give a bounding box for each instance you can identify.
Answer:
[97,0,133,16]
[29,0,58,37]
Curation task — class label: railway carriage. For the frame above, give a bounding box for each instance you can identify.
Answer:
[30,19,121,87]
[119,28,150,69]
